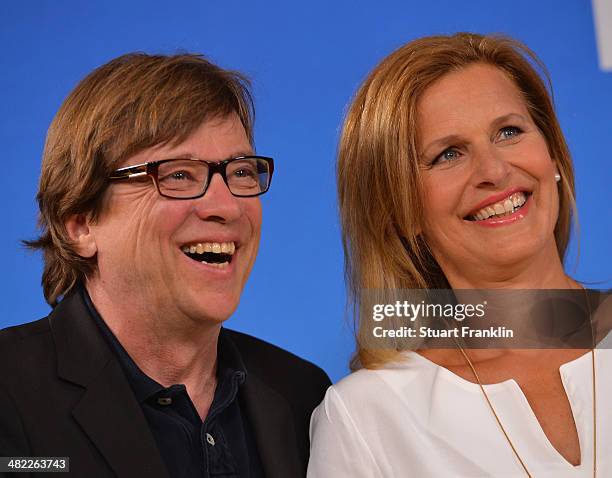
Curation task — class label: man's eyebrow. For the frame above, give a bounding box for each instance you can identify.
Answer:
[224,150,256,159]
[157,150,256,160]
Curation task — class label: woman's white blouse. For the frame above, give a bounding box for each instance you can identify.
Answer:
[308,349,612,477]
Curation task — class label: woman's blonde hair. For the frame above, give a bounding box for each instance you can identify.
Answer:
[337,33,577,370]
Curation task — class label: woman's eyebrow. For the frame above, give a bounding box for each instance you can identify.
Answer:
[420,134,464,158]
[490,113,528,129]
[419,113,530,157]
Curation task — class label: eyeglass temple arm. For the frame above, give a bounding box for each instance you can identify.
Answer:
[108,164,148,180]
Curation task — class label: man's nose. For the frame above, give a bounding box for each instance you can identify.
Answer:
[471,142,511,188]
[193,173,242,222]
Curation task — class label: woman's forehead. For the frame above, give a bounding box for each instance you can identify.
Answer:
[416,64,530,141]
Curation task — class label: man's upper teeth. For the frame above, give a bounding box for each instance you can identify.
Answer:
[473,192,526,220]
[181,242,236,255]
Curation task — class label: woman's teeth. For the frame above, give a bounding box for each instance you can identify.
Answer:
[471,192,527,221]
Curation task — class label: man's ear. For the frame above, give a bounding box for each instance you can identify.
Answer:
[65,214,97,258]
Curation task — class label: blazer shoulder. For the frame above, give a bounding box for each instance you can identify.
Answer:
[223,328,331,395]
[0,316,51,349]
[224,328,327,372]
[0,317,54,387]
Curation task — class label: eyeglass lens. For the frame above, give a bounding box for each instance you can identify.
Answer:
[157,158,271,198]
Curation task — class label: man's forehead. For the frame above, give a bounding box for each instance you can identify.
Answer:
[153,147,255,160]
[121,116,254,166]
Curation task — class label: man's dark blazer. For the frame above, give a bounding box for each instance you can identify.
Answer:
[0,289,331,477]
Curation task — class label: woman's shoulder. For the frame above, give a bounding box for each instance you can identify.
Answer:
[309,352,444,475]
[318,352,434,412]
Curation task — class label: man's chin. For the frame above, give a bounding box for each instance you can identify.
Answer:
[183,297,240,325]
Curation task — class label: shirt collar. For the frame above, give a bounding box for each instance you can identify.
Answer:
[79,284,247,403]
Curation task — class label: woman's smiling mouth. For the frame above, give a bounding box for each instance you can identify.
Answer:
[466,191,531,222]
[464,191,533,227]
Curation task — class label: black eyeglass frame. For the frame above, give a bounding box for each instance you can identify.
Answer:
[108,156,274,199]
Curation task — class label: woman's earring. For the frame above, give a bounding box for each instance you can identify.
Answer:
[554,173,561,183]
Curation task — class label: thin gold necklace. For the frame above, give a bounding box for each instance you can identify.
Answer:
[456,290,596,477]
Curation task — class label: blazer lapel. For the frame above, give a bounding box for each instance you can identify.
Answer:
[50,289,169,478]
[71,358,169,478]
[242,374,303,478]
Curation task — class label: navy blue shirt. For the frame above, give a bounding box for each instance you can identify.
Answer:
[82,287,264,478]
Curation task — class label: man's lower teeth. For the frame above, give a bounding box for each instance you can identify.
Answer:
[201,261,228,268]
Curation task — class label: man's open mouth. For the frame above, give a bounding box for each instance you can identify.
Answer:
[181,241,236,268]
[465,191,531,221]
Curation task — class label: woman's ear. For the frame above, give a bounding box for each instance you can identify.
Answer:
[65,214,97,258]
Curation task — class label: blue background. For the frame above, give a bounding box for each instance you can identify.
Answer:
[1,1,610,382]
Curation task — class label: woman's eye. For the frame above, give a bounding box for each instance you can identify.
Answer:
[499,126,522,140]
[432,148,461,165]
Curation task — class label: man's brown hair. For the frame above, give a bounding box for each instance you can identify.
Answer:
[27,53,254,306]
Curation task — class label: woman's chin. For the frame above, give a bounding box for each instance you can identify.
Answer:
[440,238,556,281]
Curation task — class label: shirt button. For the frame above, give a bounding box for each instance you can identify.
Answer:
[206,433,215,446]
[157,397,172,405]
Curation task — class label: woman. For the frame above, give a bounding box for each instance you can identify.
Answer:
[308,33,611,477]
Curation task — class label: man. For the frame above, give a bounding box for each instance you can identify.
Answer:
[0,53,330,477]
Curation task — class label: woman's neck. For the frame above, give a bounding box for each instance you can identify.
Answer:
[441,241,580,290]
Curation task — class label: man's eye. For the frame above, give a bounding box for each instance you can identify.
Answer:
[499,126,522,140]
[233,168,256,178]
[172,171,187,180]
[161,171,193,182]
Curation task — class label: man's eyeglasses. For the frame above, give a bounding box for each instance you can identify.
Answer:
[108,156,274,199]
